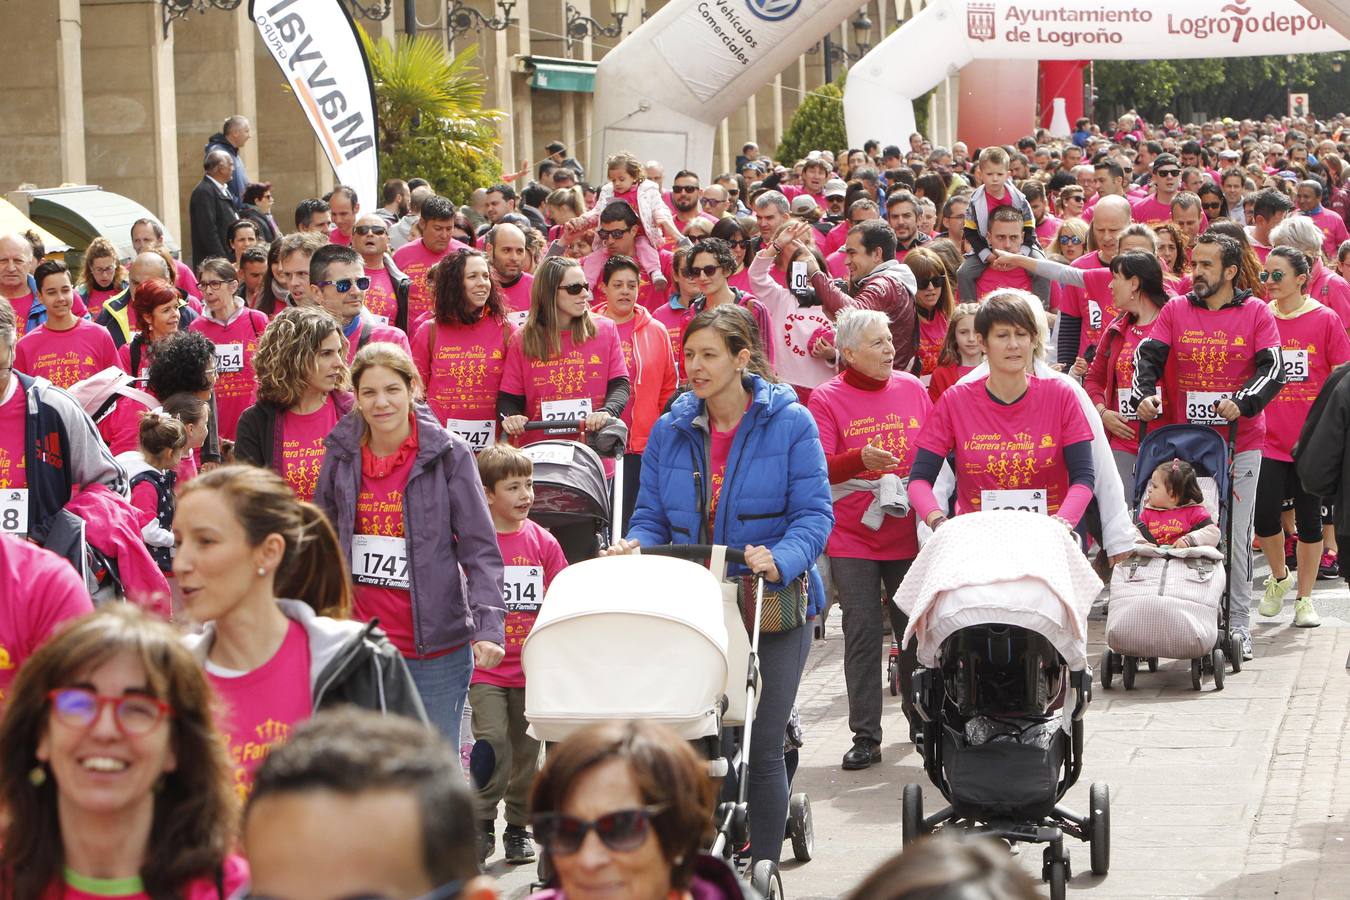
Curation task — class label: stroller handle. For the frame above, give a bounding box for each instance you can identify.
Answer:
[521,419,586,433]
[639,544,749,566]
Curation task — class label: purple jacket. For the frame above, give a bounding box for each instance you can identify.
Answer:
[314,402,505,656]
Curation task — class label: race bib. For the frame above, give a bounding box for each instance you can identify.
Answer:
[509,309,529,329]
[1282,349,1309,383]
[446,418,494,453]
[790,260,810,292]
[541,397,592,422]
[1117,389,1161,423]
[0,489,28,536]
[1087,300,1103,331]
[526,443,575,467]
[980,489,1048,515]
[350,534,409,590]
[369,313,389,325]
[503,565,544,612]
[213,343,244,374]
[1186,391,1232,426]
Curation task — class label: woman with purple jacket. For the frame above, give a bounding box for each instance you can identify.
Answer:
[315,341,506,746]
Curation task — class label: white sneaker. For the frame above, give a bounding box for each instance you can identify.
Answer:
[1293,597,1322,628]
[1259,571,1295,617]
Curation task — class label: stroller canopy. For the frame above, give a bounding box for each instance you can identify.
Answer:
[523,555,730,741]
[523,440,611,525]
[894,511,1102,671]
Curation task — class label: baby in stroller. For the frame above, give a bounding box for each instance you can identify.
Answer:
[1135,459,1220,550]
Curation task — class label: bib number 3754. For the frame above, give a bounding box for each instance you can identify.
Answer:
[351,534,409,590]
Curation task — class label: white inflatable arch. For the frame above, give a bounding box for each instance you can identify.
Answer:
[591,0,866,178]
[844,0,1350,149]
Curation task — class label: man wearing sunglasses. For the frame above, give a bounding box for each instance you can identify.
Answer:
[669,171,714,234]
[308,245,411,365]
[352,213,412,330]
[1129,154,1184,229]
[583,203,673,312]
[245,709,499,900]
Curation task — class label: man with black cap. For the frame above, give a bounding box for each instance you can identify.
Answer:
[1130,153,1184,229]
[544,140,584,182]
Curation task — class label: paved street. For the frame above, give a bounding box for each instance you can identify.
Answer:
[492,557,1350,898]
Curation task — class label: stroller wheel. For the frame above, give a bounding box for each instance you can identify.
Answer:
[1212,648,1226,691]
[1122,656,1137,691]
[888,657,900,697]
[1190,657,1203,691]
[1228,633,1244,673]
[750,860,783,899]
[787,793,814,862]
[901,783,925,845]
[1089,782,1111,876]
[1099,650,1114,690]
[1147,657,1159,673]
[1042,845,1070,899]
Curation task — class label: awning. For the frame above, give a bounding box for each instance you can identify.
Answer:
[525,56,597,93]
[12,186,178,263]
[0,198,69,255]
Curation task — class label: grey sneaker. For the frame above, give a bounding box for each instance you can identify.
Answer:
[1237,629,1253,661]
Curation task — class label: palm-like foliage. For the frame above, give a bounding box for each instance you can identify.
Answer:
[359,27,503,159]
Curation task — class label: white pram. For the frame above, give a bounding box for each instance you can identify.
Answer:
[894,512,1110,900]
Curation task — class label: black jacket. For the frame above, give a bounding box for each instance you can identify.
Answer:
[380,253,414,332]
[1295,363,1350,534]
[189,176,239,266]
[185,600,427,723]
[239,206,278,244]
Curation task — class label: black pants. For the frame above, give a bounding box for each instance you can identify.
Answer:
[829,556,913,747]
[1255,458,1322,542]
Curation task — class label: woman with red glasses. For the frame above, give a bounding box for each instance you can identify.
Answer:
[0,605,249,900]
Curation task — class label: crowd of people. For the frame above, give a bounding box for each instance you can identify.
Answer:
[4,107,1350,898]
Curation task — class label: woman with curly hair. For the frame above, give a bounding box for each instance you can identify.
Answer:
[0,605,247,900]
[235,306,352,500]
[75,237,127,319]
[98,330,220,460]
[411,249,515,451]
[1152,221,1193,295]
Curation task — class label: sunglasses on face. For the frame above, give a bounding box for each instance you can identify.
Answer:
[1058,235,1084,245]
[915,275,946,291]
[353,225,387,236]
[558,282,591,295]
[597,227,632,240]
[315,277,371,294]
[700,198,726,207]
[48,688,171,736]
[1156,169,1182,178]
[671,185,700,194]
[686,264,723,278]
[532,806,664,856]
[726,189,740,197]
[1202,202,1223,212]
[1258,269,1288,283]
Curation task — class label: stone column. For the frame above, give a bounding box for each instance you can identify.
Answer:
[0,0,84,192]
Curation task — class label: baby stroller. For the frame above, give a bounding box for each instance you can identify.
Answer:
[523,546,811,899]
[1101,423,1240,692]
[895,512,1110,900]
[518,418,627,563]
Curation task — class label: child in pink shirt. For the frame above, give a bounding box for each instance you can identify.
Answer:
[1136,459,1220,548]
[470,444,568,864]
[564,152,681,292]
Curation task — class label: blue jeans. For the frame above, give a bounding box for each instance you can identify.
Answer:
[406,644,474,748]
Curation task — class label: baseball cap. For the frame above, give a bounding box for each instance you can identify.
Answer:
[1218,149,1240,161]
[790,195,819,214]
[823,179,848,198]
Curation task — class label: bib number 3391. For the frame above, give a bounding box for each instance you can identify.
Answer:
[1187,391,1232,426]
[351,534,409,590]
[503,565,544,612]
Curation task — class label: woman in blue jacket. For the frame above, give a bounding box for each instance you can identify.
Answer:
[607,304,833,866]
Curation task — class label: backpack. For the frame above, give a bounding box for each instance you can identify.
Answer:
[67,367,157,424]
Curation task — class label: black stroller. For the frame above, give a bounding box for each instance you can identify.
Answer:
[517,419,626,563]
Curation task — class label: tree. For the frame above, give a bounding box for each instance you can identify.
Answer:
[777,83,847,163]
[359,27,504,203]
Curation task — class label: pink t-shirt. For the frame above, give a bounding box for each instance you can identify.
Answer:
[1107,316,1166,454]
[50,854,249,900]
[15,320,120,388]
[392,238,470,332]
[614,318,639,431]
[1264,301,1350,461]
[83,285,122,320]
[363,265,399,325]
[1144,295,1283,454]
[824,220,849,254]
[809,372,930,560]
[7,294,35,337]
[1307,264,1350,327]
[1129,195,1173,228]
[117,342,151,379]
[174,259,202,300]
[651,300,687,366]
[329,227,352,246]
[917,375,1094,516]
[708,418,738,540]
[0,386,28,495]
[499,317,629,465]
[917,313,948,378]
[1303,208,1350,260]
[343,318,411,366]
[825,250,849,280]
[0,535,92,703]
[1059,258,1120,356]
[1036,215,1063,249]
[412,314,514,429]
[97,396,151,456]
[984,190,1013,215]
[351,443,420,656]
[1139,503,1212,546]
[279,395,341,501]
[499,272,534,327]
[189,308,268,441]
[207,618,312,800]
[472,519,568,689]
[590,250,674,313]
[975,265,1032,299]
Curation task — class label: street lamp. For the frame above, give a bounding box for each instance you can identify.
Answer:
[814,7,874,82]
[345,0,393,19]
[160,0,242,39]
[447,0,518,38]
[565,0,634,54]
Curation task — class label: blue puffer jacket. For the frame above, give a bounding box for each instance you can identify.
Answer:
[627,375,833,609]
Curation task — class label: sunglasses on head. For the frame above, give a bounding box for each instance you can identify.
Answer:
[597,227,632,240]
[1258,269,1288,283]
[1058,235,1084,245]
[671,185,700,194]
[532,806,664,856]
[559,282,591,295]
[353,225,387,236]
[686,264,723,278]
[915,275,946,291]
[315,276,371,293]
